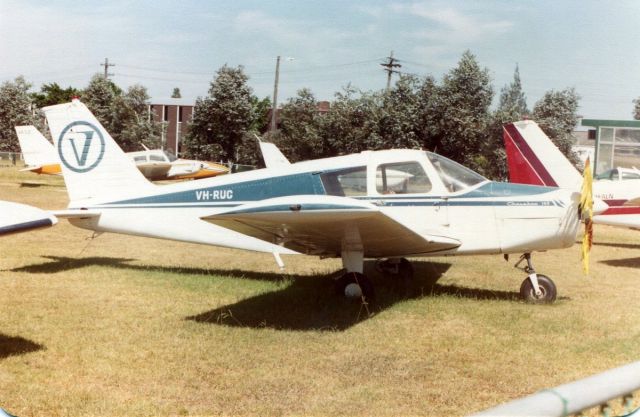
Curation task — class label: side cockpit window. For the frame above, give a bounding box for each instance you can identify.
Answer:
[320,167,367,196]
[376,162,431,194]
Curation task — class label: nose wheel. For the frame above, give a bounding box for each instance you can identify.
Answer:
[514,253,557,304]
[520,274,557,303]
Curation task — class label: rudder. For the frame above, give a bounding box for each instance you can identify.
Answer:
[503,120,582,190]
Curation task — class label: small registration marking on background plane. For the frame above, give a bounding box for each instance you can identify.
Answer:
[1,100,591,303]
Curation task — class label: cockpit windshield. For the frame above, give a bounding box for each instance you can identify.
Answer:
[163,150,178,162]
[426,151,487,192]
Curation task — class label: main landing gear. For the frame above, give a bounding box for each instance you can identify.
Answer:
[334,251,414,301]
[513,253,557,304]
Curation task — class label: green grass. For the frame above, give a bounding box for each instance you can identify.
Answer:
[2,167,640,416]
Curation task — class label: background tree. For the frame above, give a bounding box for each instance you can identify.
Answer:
[320,86,383,156]
[171,88,181,99]
[428,50,494,173]
[110,85,161,151]
[485,65,530,179]
[82,73,122,133]
[0,76,38,152]
[532,88,580,163]
[183,65,253,162]
[378,74,422,150]
[234,96,272,166]
[267,88,325,162]
[633,97,640,120]
[31,82,80,108]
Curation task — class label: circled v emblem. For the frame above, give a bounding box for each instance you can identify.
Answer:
[57,121,106,173]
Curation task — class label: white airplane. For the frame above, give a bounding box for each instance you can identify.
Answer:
[2,100,590,303]
[15,125,228,180]
[503,120,640,229]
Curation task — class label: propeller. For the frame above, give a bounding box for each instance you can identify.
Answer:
[579,157,594,274]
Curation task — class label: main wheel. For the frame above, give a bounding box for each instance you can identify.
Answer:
[520,274,557,304]
[375,258,414,280]
[334,272,375,300]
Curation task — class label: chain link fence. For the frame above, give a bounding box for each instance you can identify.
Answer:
[0,152,22,166]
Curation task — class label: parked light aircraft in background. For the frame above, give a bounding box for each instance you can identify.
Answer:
[503,120,640,229]
[2,100,592,303]
[15,125,228,181]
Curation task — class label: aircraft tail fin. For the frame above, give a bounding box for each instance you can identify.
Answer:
[43,99,154,204]
[15,125,57,167]
[503,120,582,190]
[256,135,290,168]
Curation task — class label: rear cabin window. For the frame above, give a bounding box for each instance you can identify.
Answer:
[149,154,166,162]
[621,171,640,180]
[376,162,432,194]
[134,156,147,162]
[320,167,367,196]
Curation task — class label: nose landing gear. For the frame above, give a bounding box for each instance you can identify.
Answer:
[514,253,557,303]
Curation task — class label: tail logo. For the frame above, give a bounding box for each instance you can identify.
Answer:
[57,121,105,173]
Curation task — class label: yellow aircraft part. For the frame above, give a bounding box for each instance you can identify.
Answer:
[31,164,62,175]
[171,163,229,180]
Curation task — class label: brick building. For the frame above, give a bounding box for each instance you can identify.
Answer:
[148,99,194,156]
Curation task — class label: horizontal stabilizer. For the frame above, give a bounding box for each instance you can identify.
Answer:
[0,201,57,236]
[202,195,460,258]
[51,209,101,219]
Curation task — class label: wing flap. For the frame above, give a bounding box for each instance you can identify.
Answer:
[202,196,460,257]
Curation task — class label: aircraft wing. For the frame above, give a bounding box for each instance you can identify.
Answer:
[0,201,58,236]
[0,202,102,237]
[201,195,460,258]
[19,165,44,172]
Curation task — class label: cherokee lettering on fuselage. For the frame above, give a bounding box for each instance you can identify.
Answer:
[195,189,234,201]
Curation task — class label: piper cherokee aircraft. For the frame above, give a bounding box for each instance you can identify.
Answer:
[503,120,640,229]
[2,100,590,303]
[15,125,228,180]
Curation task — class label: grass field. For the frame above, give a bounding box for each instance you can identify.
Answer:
[2,167,640,416]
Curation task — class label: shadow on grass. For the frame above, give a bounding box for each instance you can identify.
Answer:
[594,241,640,250]
[186,261,531,331]
[600,257,640,269]
[10,256,294,282]
[11,256,531,331]
[0,333,43,359]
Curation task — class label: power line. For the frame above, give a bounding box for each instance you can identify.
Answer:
[380,51,401,91]
[101,58,115,80]
[116,58,385,78]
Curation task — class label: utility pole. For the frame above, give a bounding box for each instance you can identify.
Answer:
[270,55,281,132]
[101,57,115,80]
[380,51,401,92]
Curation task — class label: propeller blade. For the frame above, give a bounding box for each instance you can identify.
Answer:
[580,157,594,274]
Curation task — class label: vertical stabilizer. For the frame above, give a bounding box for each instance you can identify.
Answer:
[259,140,291,168]
[503,120,582,189]
[15,125,57,167]
[43,99,154,204]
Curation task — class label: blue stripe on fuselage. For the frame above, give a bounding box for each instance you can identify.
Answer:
[101,174,560,208]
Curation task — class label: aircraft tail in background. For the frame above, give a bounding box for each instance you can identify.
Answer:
[503,120,582,190]
[43,99,155,204]
[14,125,61,175]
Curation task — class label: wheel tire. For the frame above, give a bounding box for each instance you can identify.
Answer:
[376,258,414,280]
[520,274,557,304]
[334,272,375,300]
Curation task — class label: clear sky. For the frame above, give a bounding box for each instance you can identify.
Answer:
[1,0,639,119]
